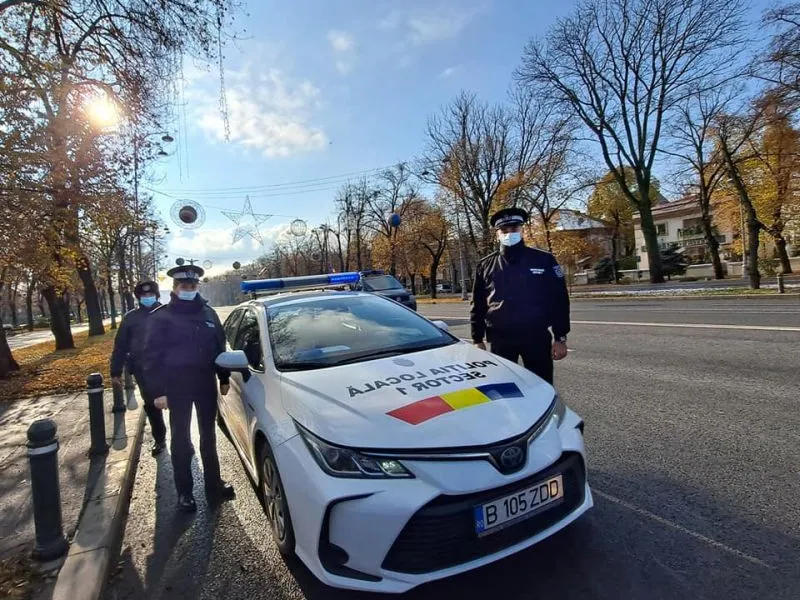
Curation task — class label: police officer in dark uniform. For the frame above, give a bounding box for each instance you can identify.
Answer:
[142,263,234,512]
[470,207,570,384]
[110,280,167,456]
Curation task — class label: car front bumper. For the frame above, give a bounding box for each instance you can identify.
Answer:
[274,409,592,593]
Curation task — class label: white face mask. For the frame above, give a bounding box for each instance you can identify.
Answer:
[177,290,198,301]
[498,232,522,247]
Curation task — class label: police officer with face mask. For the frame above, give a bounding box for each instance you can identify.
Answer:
[142,264,234,512]
[470,207,570,384]
[110,281,167,456]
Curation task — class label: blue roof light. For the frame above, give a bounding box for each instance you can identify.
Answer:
[241,272,360,294]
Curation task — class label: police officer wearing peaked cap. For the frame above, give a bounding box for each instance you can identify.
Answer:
[470,207,570,385]
[110,280,167,456]
[142,263,234,512]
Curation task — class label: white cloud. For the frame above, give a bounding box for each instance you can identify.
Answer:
[166,223,291,278]
[439,66,458,78]
[327,30,354,53]
[379,6,480,45]
[187,64,327,158]
[326,30,355,75]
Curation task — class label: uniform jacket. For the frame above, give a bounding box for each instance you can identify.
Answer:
[470,242,570,343]
[142,294,230,399]
[110,304,160,377]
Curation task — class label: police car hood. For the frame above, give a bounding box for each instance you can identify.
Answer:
[280,343,555,449]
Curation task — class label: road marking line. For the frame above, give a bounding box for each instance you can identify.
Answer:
[593,488,773,569]
[573,320,800,332]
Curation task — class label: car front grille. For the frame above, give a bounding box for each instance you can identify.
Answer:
[382,452,586,574]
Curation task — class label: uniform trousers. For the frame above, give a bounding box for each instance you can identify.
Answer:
[489,329,554,384]
[167,369,222,496]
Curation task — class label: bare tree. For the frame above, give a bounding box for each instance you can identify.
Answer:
[663,86,741,279]
[335,179,374,271]
[423,92,515,255]
[716,112,768,289]
[365,163,419,275]
[758,3,800,104]
[516,0,747,283]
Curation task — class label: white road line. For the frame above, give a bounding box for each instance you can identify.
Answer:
[593,489,773,569]
[573,320,800,332]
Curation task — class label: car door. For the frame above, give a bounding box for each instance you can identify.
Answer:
[220,309,246,433]
[229,308,265,461]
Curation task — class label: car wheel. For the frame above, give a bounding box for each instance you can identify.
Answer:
[258,442,295,556]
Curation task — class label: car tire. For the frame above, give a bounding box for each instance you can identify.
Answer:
[258,441,295,556]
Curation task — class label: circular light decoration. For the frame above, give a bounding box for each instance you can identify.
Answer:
[202,277,209,283]
[203,260,213,270]
[311,252,321,262]
[175,257,185,266]
[170,200,206,230]
[388,213,401,228]
[290,218,308,237]
[232,261,241,270]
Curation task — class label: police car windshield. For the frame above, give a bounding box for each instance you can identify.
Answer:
[266,294,455,370]
[361,274,404,292]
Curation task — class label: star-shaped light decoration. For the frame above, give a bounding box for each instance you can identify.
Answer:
[221,196,273,246]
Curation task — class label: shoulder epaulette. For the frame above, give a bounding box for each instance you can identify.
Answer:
[149,304,168,315]
[477,251,499,264]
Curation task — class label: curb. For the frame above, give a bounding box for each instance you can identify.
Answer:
[50,395,146,600]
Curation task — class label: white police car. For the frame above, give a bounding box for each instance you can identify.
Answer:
[216,272,593,593]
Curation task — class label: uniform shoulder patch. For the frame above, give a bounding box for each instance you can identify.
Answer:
[553,264,564,278]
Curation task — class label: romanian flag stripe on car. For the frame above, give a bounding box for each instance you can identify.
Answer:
[387,382,525,425]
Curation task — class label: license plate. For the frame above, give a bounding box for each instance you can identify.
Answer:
[474,474,564,536]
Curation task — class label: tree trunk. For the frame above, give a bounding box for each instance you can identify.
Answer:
[0,278,20,378]
[117,243,136,311]
[75,299,83,324]
[699,196,725,279]
[76,258,104,335]
[544,222,553,253]
[611,228,619,283]
[25,285,34,332]
[637,201,665,283]
[773,234,793,274]
[747,211,761,289]
[40,286,75,350]
[430,255,442,299]
[107,274,118,330]
[9,281,19,327]
[409,274,417,295]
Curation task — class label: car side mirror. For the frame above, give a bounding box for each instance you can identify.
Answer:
[216,349,252,379]
[432,320,449,332]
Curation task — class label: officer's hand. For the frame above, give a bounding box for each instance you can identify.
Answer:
[474,341,487,351]
[111,376,122,387]
[154,396,168,410]
[219,383,230,396]
[552,341,568,361]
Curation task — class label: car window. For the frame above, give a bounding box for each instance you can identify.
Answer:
[361,274,404,292]
[232,310,264,371]
[223,309,245,347]
[266,294,455,371]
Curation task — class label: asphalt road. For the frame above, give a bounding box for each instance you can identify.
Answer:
[105,297,800,600]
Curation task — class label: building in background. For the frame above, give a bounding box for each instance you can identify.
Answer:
[632,196,735,272]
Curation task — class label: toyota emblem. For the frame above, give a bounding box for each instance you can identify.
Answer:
[499,445,524,470]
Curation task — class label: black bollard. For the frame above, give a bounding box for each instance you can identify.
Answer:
[777,272,785,294]
[87,373,109,456]
[27,419,69,561]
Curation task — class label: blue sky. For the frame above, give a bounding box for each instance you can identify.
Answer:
[148,0,772,279]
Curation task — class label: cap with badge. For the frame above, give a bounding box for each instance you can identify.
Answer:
[134,280,159,298]
[490,207,529,229]
[166,264,205,283]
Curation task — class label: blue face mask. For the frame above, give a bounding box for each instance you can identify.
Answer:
[499,232,522,247]
[140,296,157,308]
[177,290,198,302]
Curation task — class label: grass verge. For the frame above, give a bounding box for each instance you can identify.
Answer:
[1,329,117,402]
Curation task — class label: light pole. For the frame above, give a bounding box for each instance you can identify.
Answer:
[132,132,174,279]
[150,225,170,281]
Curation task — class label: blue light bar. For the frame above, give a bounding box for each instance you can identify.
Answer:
[241,272,361,294]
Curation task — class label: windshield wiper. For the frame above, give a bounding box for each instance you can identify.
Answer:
[278,361,333,372]
[332,341,452,366]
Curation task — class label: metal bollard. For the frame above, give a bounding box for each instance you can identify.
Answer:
[87,373,109,456]
[777,272,785,294]
[27,419,69,560]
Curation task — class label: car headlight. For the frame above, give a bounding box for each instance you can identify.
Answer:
[553,392,567,426]
[295,423,413,479]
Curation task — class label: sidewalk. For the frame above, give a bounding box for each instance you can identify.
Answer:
[0,388,145,599]
[8,319,114,351]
